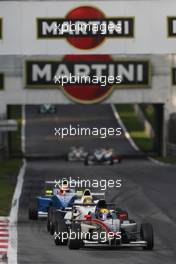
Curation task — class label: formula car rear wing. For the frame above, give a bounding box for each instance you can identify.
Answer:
[91,192,105,197]
[72,203,96,207]
[45,180,83,188]
[75,189,105,197]
[56,207,72,213]
[45,181,56,184]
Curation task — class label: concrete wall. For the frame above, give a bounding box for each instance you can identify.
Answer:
[0,1,176,54]
[0,1,176,156]
[0,54,174,156]
[0,54,172,106]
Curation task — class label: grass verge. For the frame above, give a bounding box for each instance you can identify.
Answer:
[7,105,22,157]
[140,104,155,127]
[154,156,176,164]
[0,159,22,216]
[116,104,154,153]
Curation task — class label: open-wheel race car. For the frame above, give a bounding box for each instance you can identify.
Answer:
[46,180,80,235]
[84,148,122,165]
[38,104,56,114]
[67,146,88,161]
[53,199,154,250]
[51,189,105,240]
[28,181,56,220]
[28,179,77,221]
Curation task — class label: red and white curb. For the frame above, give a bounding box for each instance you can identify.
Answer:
[0,217,9,261]
[7,159,26,264]
[8,105,26,264]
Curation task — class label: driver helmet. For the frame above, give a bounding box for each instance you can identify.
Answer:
[98,208,110,221]
[59,180,69,195]
[104,148,113,154]
[83,197,93,205]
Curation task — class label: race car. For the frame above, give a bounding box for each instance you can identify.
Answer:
[54,199,154,250]
[28,179,76,221]
[39,104,56,114]
[84,148,122,165]
[28,181,56,220]
[73,189,105,205]
[111,149,123,164]
[53,189,105,245]
[67,147,88,161]
[46,180,80,235]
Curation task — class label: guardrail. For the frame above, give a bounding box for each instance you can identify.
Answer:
[0,120,17,132]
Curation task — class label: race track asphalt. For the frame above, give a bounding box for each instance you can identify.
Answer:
[25,105,140,157]
[17,105,176,264]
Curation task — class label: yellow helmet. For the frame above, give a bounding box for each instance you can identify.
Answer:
[98,208,110,221]
[83,197,93,205]
[99,208,109,214]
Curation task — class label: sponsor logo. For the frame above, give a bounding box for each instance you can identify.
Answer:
[25,56,150,104]
[37,6,134,49]
[0,73,4,90]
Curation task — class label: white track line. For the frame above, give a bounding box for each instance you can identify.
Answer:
[148,157,165,166]
[110,104,166,166]
[8,159,26,264]
[111,104,139,151]
[8,104,27,264]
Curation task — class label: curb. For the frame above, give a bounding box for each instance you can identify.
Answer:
[110,103,140,152]
[8,159,26,264]
[0,217,9,262]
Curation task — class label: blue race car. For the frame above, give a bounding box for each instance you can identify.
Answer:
[28,180,77,221]
[28,181,56,220]
[46,181,78,234]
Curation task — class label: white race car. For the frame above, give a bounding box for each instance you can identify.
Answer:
[67,147,88,161]
[53,199,154,251]
[53,189,104,245]
[84,148,122,165]
[67,200,154,250]
[39,104,56,114]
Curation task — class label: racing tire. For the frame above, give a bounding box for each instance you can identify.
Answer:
[54,211,68,246]
[67,155,74,162]
[109,157,114,165]
[140,223,154,250]
[28,198,38,220]
[50,222,55,235]
[47,206,55,235]
[47,217,50,232]
[84,155,94,166]
[118,158,122,164]
[84,156,89,166]
[28,208,38,220]
[68,224,82,249]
